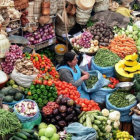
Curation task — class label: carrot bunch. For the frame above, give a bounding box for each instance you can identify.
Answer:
[108,35,137,59]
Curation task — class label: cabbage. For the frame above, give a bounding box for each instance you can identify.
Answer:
[45,127,55,138]
[39,122,47,130]
[41,136,49,140]
[47,124,57,133]
[39,128,47,136]
[50,133,59,140]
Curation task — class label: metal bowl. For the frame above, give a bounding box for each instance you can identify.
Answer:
[115,82,134,91]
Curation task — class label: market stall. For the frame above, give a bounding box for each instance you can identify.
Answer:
[0,0,140,140]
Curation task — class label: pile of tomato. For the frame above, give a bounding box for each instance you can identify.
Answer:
[75,98,100,111]
[108,77,119,89]
[54,81,80,101]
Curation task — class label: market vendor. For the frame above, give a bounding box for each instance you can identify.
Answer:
[57,51,90,99]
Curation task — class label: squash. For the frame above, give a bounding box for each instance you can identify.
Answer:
[0,34,10,58]
[125,53,138,61]
[124,64,140,72]
[124,60,138,67]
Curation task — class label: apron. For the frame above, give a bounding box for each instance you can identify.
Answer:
[57,65,90,100]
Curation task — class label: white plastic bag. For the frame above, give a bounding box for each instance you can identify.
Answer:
[10,68,37,88]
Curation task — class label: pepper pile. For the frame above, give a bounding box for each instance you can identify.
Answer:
[24,53,59,79]
[26,83,57,109]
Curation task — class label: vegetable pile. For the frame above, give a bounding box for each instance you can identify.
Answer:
[0,109,21,139]
[15,57,39,75]
[42,95,82,131]
[71,31,99,53]
[79,109,120,140]
[38,123,59,140]
[15,100,38,117]
[1,45,23,74]
[24,24,55,45]
[0,86,24,103]
[108,77,119,89]
[10,129,39,140]
[26,83,57,109]
[109,91,136,108]
[89,21,114,46]
[85,75,98,89]
[75,98,100,111]
[94,48,120,67]
[108,35,137,59]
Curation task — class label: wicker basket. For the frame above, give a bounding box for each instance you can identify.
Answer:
[50,0,58,15]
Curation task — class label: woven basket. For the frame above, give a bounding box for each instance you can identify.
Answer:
[50,0,58,15]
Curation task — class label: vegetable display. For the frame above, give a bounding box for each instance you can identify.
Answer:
[38,123,59,140]
[42,95,82,131]
[15,100,38,117]
[85,75,98,89]
[0,86,24,103]
[0,109,21,139]
[108,35,137,59]
[10,129,39,140]
[88,22,114,46]
[15,57,39,75]
[1,45,23,74]
[26,83,57,109]
[94,48,120,67]
[78,109,120,140]
[115,53,140,81]
[71,31,99,53]
[109,91,136,108]
[24,24,55,45]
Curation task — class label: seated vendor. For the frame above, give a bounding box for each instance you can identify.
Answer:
[57,51,90,99]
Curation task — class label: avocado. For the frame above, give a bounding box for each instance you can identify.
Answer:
[3,96,13,103]
[14,92,23,101]
[8,88,19,96]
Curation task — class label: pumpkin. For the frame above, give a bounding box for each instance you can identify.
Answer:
[124,60,138,67]
[0,34,10,58]
[125,53,138,61]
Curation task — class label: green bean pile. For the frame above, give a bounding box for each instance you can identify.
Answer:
[0,109,21,139]
[85,75,98,89]
[94,48,120,67]
[109,91,129,108]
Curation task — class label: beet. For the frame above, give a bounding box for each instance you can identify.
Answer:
[59,105,67,113]
[65,114,73,121]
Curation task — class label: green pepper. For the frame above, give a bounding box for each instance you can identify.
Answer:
[36,84,40,89]
[43,99,48,104]
[37,89,41,94]
[25,52,31,59]
[45,85,49,90]
[40,85,45,90]
[31,89,36,94]
[33,94,38,100]
[38,98,42,103]
[49,97,55,101]
[30,85,35,90]
[47,93,52,97]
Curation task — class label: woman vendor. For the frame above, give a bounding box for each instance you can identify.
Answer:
[57,51,90,99]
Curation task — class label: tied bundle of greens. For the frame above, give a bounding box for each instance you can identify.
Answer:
[0,109,21,139]
[94,48,120,67]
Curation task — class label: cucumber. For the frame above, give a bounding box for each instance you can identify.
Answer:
[15,132,27,140]
[94,120,101,125]
[20,130,31,137]
[13,136,24,140]
[22,129,34,134]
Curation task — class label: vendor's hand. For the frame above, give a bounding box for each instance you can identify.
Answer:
[81,74,89,81]
[82,71,89,76]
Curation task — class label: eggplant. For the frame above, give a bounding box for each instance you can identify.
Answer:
[45,118,51,122]
[58,121,67,127]
[55,125,61,131]
[59,105,67,113]
[60,97,67,105]
[55,115,61,121]
[71,110,76,116]
[56,94,63,104]
[73,116,78,121]
[67,107,73,114]
[65,114,73,121]
[67,99,74,106]
[61,112,67,118]
[74,107,81,115]
[51,118,56,124]
[53,108,59,115]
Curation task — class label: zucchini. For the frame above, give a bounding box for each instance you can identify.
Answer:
[22,129,34,134]
[20,130,31,137]
[15,132,27,140]
[13,136,24,140]
[94,120,101,125]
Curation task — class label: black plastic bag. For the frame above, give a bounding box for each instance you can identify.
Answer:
[130,0,140,11]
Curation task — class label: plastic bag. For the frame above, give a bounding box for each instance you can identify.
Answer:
[132,114,140,139]
[65,122,97,140]
[91,57,115,77]
[10,68,37,88]
[22,113,42,130]
[14,99,40,123]
[106,94,137,122]
[82,70,110,93]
